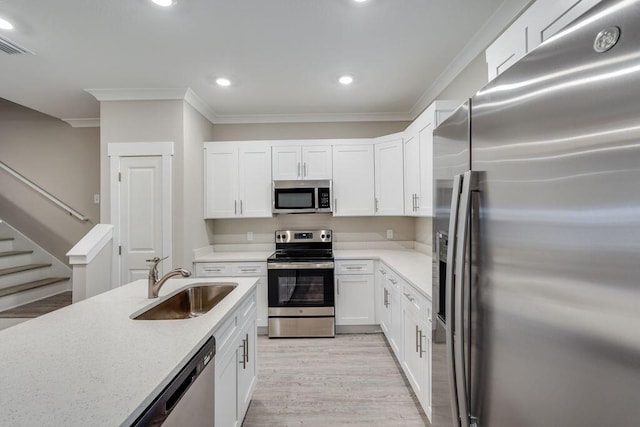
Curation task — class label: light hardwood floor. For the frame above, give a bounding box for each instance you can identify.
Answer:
[242,333,429,427]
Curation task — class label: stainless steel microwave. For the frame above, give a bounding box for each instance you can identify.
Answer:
[272,180,332,214]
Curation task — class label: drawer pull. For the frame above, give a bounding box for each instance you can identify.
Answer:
[389,278,397,285]
[379,269,387,275]
[204,268,222,272]
[404,292,415,303]
[240,268,258,272]
[345,266,363,270]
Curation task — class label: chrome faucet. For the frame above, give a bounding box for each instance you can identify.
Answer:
[146,256,191,298]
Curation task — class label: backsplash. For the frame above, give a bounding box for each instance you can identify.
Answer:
[207,216,416,245]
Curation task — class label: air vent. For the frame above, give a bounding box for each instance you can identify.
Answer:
[0,35,32,55]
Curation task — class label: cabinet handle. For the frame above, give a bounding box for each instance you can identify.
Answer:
[383,288,389,307]
[204,268,222,272]
[416,325,420,354]
[345,266,362,270]
[412,194,416,212]
[334,198,337,214]
[240,200,243,215]
[240,268,257,272]
[304,162,308,177]
[404,292,415,302]
[245,333,249,364]
[375,198,379,213]
[415,194,420,211]
[239,338,247,369]
[297,162,301,178]
[389,278,397,285]
[234,200,237,215]
[379,269,387,275]
[419,329,426,358]
[337,278,340,295]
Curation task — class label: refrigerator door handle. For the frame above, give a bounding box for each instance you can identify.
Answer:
[446,173,462,427]
[454,170,477,427]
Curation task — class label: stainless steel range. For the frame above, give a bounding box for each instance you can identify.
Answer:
[267,229,335,338]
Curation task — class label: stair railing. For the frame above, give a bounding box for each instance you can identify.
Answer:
[0,160,88,222]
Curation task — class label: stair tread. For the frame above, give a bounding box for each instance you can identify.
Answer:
[0,263,52,277]
[0,290,72,318]
[0,277,70,299]
[0,250,33,258]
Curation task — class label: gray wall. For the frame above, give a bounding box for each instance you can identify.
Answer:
[0,98,100,263]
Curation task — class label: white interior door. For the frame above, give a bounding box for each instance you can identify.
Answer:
[119,156,164,285]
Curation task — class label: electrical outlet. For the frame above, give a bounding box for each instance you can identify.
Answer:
[247,231,254,241]
[386,229,393,240]
[93,194,100,204]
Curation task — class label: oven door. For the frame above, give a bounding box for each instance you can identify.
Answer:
[267,262,334,307]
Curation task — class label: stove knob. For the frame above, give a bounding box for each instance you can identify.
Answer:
[326,233,331,239]
[321,234,325,239]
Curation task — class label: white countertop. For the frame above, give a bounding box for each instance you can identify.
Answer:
[193,247,432,299]
[334,249,432,299]
[193,251,273,262]
[0,277,258,427]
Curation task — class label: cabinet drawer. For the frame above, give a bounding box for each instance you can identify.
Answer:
[335,260,374,275]
[195,263,233,277]
[232,262,266,276]
[402,284,431,322]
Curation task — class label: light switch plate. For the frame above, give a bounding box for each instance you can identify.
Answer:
[94,194,100,204]
[386,229,393,239]
[247,231,254,241]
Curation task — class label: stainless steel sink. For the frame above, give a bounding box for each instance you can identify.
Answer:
[133,283,237,320]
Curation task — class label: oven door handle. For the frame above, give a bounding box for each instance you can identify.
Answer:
[268,262,334,270]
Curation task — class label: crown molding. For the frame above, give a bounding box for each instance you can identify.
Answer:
[409,0,534,119]
[85,88,189,102]
[183,88,220,123]
[62,118,101,128]
[209,111,412,124]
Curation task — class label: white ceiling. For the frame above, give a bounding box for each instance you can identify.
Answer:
[0,0,529,125]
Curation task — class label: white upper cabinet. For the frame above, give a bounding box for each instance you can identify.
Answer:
[272,144,332,180]
[404,101,460,217]
[487,0,601,81]
[374,134,404,216]
[332,144,375,216]
[204,142,272,219]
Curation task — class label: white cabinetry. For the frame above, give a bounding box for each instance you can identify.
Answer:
[487,0,601,80]
[213,290,257,427]
[335,260,375,325]
[204,142,272,218]
[374,135,404,216]
[272,144,332,180]
[401,284,432,417]
[377,262,402,356]
[403,101,459,216]
[332,144,375,216]
[195,261,268,328]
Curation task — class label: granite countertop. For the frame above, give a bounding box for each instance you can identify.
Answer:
[0,277,258,427]
[334,249,432,299]
[192,247,432,299]
[192,251,273,263]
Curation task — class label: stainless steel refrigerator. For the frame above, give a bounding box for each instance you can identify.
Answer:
[432,0,640,426]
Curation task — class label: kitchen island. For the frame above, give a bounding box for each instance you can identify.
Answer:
[0,276,258,426]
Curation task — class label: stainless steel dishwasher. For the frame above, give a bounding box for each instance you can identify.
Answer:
[133,337,215,426]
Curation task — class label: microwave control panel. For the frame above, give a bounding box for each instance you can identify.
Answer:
[318,188,331,208]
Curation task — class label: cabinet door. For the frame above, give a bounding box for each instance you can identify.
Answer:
[272,146,302,180]
[404,133,420,216]
[332,145,375,216]
[374,139,404,216]
[255,276,268,328]
[204,145,239,218]
[388,284,402,358]
[335,274,375,325]
[237,312,257,422]
[302,145,332,179]
[215,343,239,427]
[402,308,429,409]
[239,144,272,218]
[485,19,527,81]
[417,121,435,216]
[526,0,601,49]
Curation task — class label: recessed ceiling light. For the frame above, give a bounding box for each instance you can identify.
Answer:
[354,0,369,3]
[216,77,232,87]
[0,17,14,30]
[338,75,354,85]
[151,0,175,7]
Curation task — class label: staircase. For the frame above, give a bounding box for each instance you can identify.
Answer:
[0,220,71,330]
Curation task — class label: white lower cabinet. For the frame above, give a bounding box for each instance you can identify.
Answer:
[194,261,268,328]
[401,285,432,416]
[376,261,432,421]
[335,260,375,325]
[214,290,257,427]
